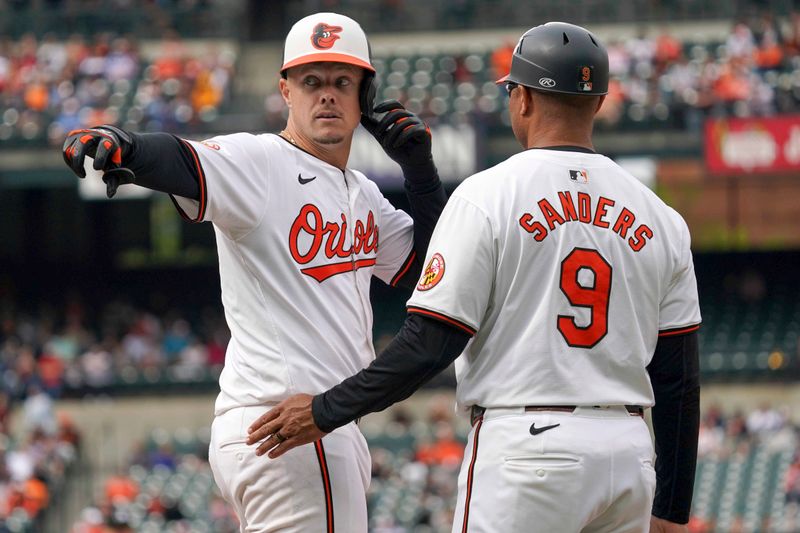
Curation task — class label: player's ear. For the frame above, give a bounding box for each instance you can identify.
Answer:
[595,95,606,115]
[279,77,292,108]
[519,86,533,117]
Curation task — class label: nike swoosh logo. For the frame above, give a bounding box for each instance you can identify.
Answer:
[298,173,317,184]
[529,423,560,436]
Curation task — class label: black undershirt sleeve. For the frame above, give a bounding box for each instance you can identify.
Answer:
[646,330,700,524]
[392,169,448,290]
[123,132,201,200]
[312,313,471,432]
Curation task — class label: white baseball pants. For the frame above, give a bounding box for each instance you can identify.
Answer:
[209,405,370,533]
[452,406,656,533]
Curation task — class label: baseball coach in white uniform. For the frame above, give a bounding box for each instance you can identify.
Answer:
[254,22,701,533]
[62,12,448,533]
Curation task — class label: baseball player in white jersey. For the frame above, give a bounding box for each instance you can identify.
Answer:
[251,22,701,533]
[61,13,449,532]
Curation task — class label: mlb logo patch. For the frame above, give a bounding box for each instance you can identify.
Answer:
[569,169,589,183]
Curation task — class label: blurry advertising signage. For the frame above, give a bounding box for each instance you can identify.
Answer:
[705,115,800,175]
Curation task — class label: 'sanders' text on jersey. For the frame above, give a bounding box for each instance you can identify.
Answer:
[518,191,653,251]
[289,204,379,282]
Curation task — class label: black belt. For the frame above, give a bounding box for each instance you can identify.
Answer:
[470,404,645,426]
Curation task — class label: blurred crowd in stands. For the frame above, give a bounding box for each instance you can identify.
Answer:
[0,31,235,145]
[65,396,470,532]
[319,11,800,134]
[599,13,800,129]
[0,297,230,399]
[698,402,798,459]
[691,402,800,533]
[4,13,800,146]
[788,451,800,505]
[70,429,238,533]
[0,295,227,530]
[63,398,800,533]
[6,14,800,147]
[489,12,800,131]
[365,396,468,532]
[0,384,81,531]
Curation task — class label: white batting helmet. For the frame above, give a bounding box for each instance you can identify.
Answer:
[280,12,375,74]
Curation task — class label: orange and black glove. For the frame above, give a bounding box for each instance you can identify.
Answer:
[361,100,436,187]
[62,125,137,198]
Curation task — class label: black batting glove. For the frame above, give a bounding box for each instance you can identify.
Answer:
[62,125,137,198]
[361,100,438,187]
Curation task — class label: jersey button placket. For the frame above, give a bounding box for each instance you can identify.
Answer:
[340,170,357,276]
[342,170,371,334]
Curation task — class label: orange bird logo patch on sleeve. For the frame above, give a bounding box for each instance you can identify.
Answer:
[417,253,445,291]
[311,23,343,50]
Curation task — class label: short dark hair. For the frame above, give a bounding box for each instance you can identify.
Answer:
[532,89,601,112]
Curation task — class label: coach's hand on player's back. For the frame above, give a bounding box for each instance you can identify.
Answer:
[650,516,688,533]
[62,125,136,197]
[361,100,434,182]
[246,393,327,459]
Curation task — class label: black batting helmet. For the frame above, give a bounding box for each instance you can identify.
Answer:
[497,22,608,96]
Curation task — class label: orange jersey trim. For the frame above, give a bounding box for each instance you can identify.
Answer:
[658,324,701,337]
[461,417,482,533]
[390,250,417,287]
[314,440,335,532]
[407,306,476,336]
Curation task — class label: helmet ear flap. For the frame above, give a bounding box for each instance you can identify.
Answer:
[360,73,376,116]
[359,38,376,116]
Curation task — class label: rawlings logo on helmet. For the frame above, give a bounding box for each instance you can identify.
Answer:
[310,22,342,50]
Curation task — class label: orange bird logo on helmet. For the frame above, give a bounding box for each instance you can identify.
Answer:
[310,23,343,50]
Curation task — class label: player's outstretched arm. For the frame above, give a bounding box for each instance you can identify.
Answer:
[246,313,470,458]
[362,101,448,289]
[647,330,700,526]
[62,125,200,199]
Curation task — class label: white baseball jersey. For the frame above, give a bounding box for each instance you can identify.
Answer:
[171,133,415,416]
[407,148,701,411]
